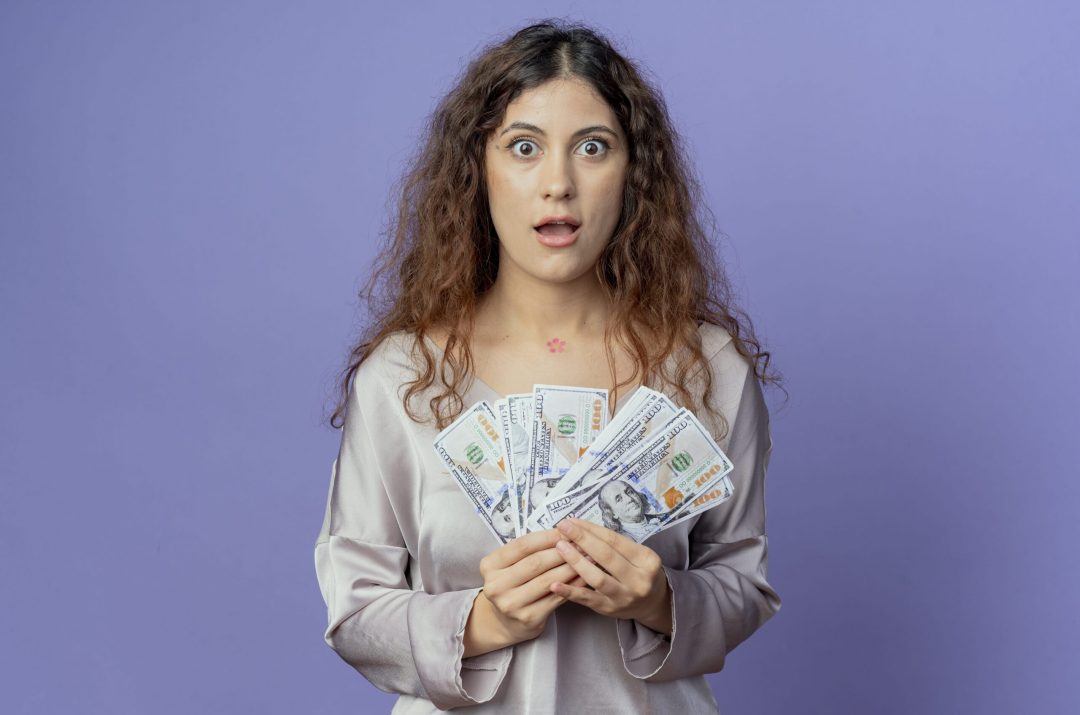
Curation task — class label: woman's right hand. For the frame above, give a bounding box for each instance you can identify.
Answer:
[464,529,585,656]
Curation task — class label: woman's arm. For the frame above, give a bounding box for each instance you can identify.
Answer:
[463,590,515,657]
[614,348,782,680]
[540,340,782,680]
[314,370,513,710]
[315,364,586,707]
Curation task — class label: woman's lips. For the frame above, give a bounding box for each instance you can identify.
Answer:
[533,224,580,247]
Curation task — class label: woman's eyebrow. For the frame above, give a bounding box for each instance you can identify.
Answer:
[499,121,619,139]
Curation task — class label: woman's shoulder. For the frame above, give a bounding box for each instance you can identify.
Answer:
[696,320,734,357]
[695,321,752,379]
[350,329,426,394]
[691,321,759,423]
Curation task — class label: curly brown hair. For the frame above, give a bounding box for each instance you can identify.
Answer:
[327,19,783,435]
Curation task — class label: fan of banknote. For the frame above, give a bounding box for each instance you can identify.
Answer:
[431,385,736,545]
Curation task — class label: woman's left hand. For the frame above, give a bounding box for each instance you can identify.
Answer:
[549,517,672,635]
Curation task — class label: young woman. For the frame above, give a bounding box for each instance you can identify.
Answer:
[315,20,783,714]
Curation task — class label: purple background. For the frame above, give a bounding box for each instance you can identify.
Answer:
[2,2,1077,713]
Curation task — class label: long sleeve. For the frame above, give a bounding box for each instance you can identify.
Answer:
[615,347,782,680]
[313,365,513,710]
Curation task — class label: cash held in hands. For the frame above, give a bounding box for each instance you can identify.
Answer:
[432,384,735,545]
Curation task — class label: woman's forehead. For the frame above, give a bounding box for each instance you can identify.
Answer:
[499,78,617,132]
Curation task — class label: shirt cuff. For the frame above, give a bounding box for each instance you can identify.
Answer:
[616,566,677,679]
[407,586,514,709]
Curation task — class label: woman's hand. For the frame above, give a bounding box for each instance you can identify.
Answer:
[464,528,585,656]
[548,518,673,635]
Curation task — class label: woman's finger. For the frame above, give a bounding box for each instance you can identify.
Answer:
[569,518,657,568]
[550,580,605,612]
[555,538,622,599]
[481,529,562,573]
[496,546,567,590]
[542,574,588,609]
[555,518,635,580]
[510,562,579,609]
[526,577,586,621]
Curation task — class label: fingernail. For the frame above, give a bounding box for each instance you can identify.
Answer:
[557,521,572,535]
[556,540,570,553]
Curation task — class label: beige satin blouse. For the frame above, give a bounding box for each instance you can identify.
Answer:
[314,322,781,713]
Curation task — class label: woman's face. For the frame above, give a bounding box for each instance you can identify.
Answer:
[601,481,644,522]
[484,77,629,285]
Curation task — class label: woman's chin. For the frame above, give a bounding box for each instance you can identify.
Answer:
[499,244,603,285]
[527,259,600,285]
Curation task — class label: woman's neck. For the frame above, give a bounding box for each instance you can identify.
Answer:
[478,269,613,344]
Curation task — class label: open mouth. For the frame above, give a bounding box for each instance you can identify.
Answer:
[533,219,581,237]
[533,217,582,247]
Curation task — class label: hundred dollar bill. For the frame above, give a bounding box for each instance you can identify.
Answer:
[548,409,735,542]
[523,388,645,533]
[537,408,682,531]
[538,406,691,528]
[493,398,514,536]
[528,387,678,531]
[494,394,532,537]
[655,473,735,532]
[524,385,608,526]
[432,400,516,544]
[541,386,657,502]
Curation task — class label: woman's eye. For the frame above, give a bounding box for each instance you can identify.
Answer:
[508,137,610,158]
[509,139,539,158]
[577,138,609,157]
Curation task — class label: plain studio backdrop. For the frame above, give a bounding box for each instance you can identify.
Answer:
[2,1,1077,713]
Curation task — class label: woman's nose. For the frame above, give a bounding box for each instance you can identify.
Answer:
[540,152,575,199]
